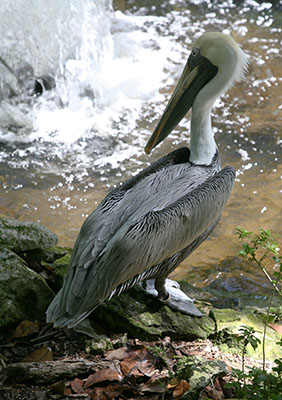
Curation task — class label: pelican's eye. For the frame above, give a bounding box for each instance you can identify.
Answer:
[188,47,203,69]
[191,47,200,57]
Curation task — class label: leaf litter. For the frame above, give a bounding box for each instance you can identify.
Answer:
[0,320,276,399]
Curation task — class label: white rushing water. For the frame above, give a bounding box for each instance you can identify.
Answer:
[0,0,184,179]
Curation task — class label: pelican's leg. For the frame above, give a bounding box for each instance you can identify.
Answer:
[141,278,203,317]
[161,278,203,317]
[154,276,169,302]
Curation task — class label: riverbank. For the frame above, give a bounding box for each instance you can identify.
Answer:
[0,217,281,399]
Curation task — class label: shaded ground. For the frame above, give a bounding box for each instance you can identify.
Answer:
[0,321,275,400]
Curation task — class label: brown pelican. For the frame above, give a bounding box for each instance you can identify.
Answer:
[47,32,248,328]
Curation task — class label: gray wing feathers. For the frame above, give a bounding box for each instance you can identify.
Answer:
[47,148,190,323]
[69,166,235,319]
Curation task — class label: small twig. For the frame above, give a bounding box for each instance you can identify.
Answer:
[263,291,274,374]
[251,256,281,296]
[30,330,64,344]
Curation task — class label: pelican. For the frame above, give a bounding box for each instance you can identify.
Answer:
[47,32,248,328]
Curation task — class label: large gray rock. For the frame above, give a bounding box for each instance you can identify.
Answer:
[0,248,54,327]
[92,284,215,341]
[0,217,57,252]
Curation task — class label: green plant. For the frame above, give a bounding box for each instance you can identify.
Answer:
[236,227,282,297]
[227,360,282,400]
[227,227,282,399]
[236,325,261,378]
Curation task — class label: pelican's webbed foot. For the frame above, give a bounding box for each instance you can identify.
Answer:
[141,278,203,317]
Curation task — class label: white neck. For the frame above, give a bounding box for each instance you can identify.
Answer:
[189,102,217,165]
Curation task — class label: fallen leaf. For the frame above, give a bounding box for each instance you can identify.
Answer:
[269,323,282,334]
[172,380,190,398]
[50,380,66,395]
[64,387,72,395]
[105,347,128,361]
[12,320,40,339]
[84,368,122,389]
[121,359,142,377]
[105,344,150,363]
[120,358,154,379]
[140,375,168,394]
[71,377,84,393]
[127,344,149,361]
[204,385,224,400]
[90,384,124,400]
[22,347,53,362]
[167,378,179,389]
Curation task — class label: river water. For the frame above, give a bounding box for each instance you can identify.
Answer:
[0,0,281,293]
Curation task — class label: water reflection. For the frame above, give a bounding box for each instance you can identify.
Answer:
[0,0,281,290]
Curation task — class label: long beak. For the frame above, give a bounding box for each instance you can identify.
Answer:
[145,55,218,154]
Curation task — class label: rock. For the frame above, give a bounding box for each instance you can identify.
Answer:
[0,217,57,253]
[212,308,282,361]
[175,355,228,399]
[92,284,215,341]
[0,248,54,328]
[25,246,72,292]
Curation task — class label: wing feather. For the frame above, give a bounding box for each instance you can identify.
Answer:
[75,166,235,315]
[47,147,190,322]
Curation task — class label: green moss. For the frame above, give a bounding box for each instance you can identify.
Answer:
[212,308,282,361]
[92,285,215,341]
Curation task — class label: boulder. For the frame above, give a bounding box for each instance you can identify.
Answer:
[0,248,54,328]
[0,217,57,252]
[92,284,215,341]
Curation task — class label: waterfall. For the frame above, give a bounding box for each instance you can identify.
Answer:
[0,0,176,178]
[0,0,116,141]
[0,0,113,103]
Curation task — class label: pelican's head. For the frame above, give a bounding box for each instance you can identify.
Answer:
[145,32,248,154]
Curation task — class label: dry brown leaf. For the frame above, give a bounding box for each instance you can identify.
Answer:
[22,347,53,362]
[121,359,141,376]
[141,380,167,394]
[84,368,122,389]
[140,375,168,394]
[121,358,154,378]
[269,323,282,335]
[71,377,84,393]
[50,380,66,395]
[204,385,224,400]
[88,384,124,400]
[12,320,40,339]
[64,387,72,396]
[105,344,149,363]
[105,347,128,361]
[137,359,156,377]
[172,379,190,398]
[127,344,149,361]
[167,377,180,389]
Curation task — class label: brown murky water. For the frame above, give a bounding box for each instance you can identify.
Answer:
[0,0,281,293]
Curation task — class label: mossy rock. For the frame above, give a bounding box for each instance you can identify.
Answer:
[40,246,72,291]
[212,308,282,361]
[93,285,215,341]
[0,248,54,328]
[175,355,228,399]
[0,217,57,252]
